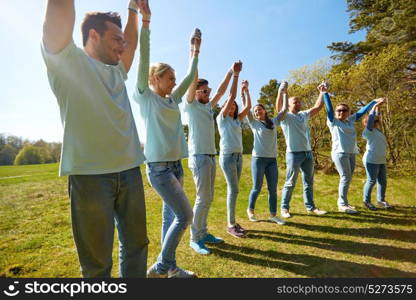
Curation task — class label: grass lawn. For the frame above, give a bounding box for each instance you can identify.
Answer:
[0,157,415,278]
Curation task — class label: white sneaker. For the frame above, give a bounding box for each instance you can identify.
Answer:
[247,209,258,222]
[269,216,285,225]
[338,205,358,214]
[281,209,291,218]
[308,208,327,216]
[146,263,168,278]
[377,201,393,209]
[168,267,197,278]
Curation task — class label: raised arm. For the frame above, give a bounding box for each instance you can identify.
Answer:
[43,0,75,54]
[210,66,234,108]
[308,82,326,118]
[220,61,241,117]
[275,92,289,121]
[366,98,385,130]
[354,98,382,121]
[171,33,200,100]
[186,30,201,103]
[275,80,288,113]
[120,1,140,73]
[239,80,252,120]
[186,69,198,103]
[320,83,334,122]
[136,0,151,93]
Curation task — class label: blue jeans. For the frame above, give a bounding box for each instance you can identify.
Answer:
[281,151,315,211]
[146,161,193,273]
[363,162,387,203]
[188,154,216,242]
[68,167,148,278]
[332,152,356,206]
[248,157,278,214]
[219,153,243,225]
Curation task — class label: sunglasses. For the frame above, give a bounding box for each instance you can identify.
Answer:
[336,109,348,113]
[196,88,211,94]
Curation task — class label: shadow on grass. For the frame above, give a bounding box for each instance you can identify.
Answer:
[286,222,416,243]
[210,243,416,278]
[293,211,416,226]
[247,229,416,264]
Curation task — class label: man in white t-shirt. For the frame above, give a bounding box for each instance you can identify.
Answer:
[277,82,328,218]
[41,0,148,277]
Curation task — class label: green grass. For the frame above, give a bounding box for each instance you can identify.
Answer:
[0,158,415,278]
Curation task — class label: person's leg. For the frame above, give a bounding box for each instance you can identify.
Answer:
[69,173,116,278]
[363,162,378,203]
[248,157,266,211]
[376,164,387,203]
[332,152,353,207]
[220,154,239,226]
[189,155,215,243]
[114,167,149,278]
[264,158,278,216]
[281,152,301,211]
[300,151,315,211]
[147,162,193,273]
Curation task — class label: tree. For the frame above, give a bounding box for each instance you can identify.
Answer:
[14,145,46,165]
[328,0,416,65]
[0,145,18,165]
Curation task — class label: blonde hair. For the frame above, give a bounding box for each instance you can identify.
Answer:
[149,63,174,86]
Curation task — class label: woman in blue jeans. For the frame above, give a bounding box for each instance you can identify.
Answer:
[324,90,382,214]
[216,69,252,238]
[361,99,393,210]
[133,1,199,278]
[245,80,288,225]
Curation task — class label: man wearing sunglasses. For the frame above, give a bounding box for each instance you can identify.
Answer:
[184,61,241,254]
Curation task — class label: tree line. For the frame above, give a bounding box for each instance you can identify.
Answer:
[0,134,61,166]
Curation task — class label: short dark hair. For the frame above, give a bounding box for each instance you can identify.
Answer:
[197,79,209,89]
[81,12,122,46]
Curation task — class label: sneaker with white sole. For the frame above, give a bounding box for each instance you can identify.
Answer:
[269,216,285,225]
[168,267,197,278]
[307,208,328,215]
[247,209,258,222]
[377,201,393,209]
[281,209,291,218]
[203,233,224,244]
[190,240,210,255]
[146,263,168,278]
[338,205,358,214]
[363,202,377,211]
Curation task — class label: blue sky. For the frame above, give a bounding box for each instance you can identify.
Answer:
[0,0,365,142]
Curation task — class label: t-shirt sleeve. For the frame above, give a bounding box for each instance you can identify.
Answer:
[117,61,128,81]
[349,114,357,122]
[271,116,281,127]
[41,40,78,70]
[362,128,371,140]
[326,118,334,128]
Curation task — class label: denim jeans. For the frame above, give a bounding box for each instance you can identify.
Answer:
[146,160,193,273]
[363,162,387,203]
[281,151,315,211]
[219,153,243,225]
[68,167,148,278]
[248,157,278,214]
[188,154,216,242]
[332,152,356,206]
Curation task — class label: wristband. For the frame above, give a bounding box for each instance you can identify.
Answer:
[128,0,138,13]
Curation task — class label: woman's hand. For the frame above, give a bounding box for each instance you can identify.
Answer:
[138,0,151,21]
